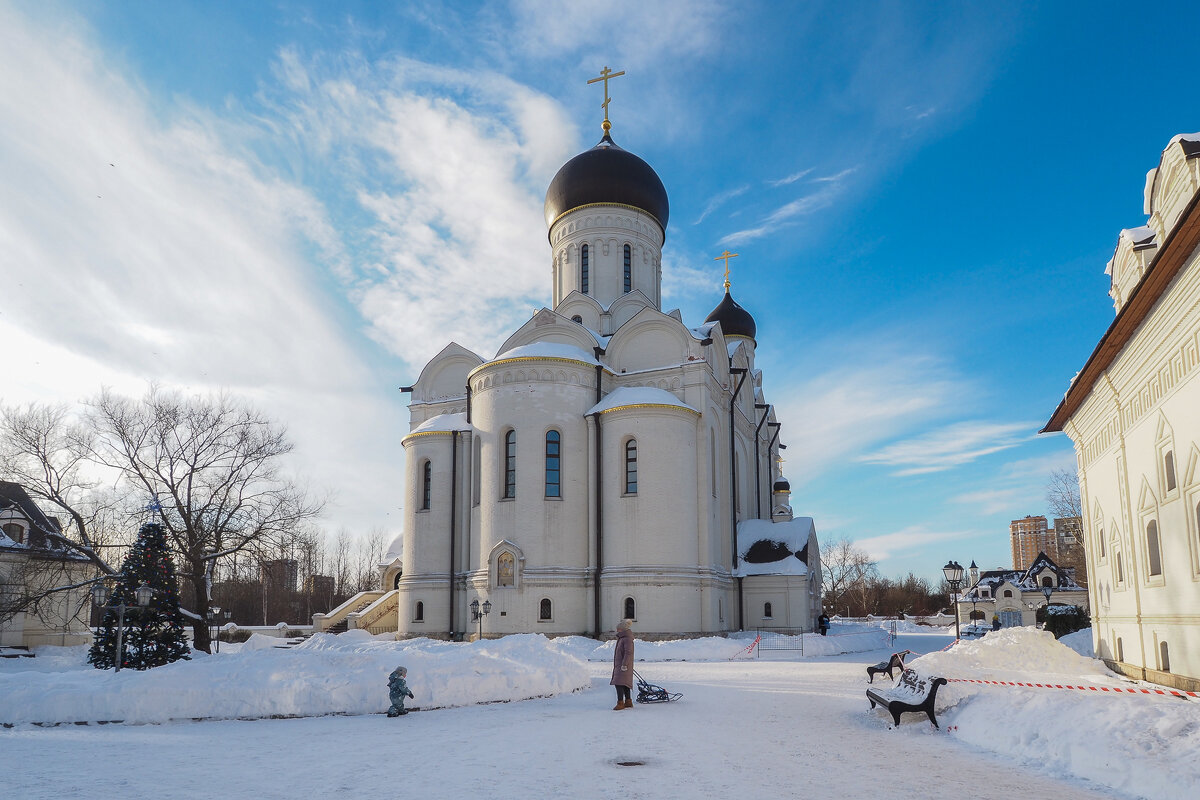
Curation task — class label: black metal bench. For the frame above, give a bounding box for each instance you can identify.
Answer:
[866,649,912,683]
[865,668,947,729]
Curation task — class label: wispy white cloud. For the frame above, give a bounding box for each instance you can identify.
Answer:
[855,526,965,561]
[812,167,858,183]
[768,168,813,187]
[718,165,857,246]
[0,6,400,536]
[694,184,749,225]
[771,345,971,482]
[949,488,1027,515]
[861,421,1037,476]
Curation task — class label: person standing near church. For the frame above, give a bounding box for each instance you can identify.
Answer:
[611,619,635,710]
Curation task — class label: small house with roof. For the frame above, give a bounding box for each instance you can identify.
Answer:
[0,481,93,648]
[957,553,1088,629]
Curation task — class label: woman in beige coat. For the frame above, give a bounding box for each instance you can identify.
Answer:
[610,619,635,710]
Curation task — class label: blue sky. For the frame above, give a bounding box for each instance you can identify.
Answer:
[3,1,1197,583]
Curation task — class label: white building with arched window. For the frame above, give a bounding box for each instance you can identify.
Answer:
[1045,132,1200,692]
[327,113,821,640]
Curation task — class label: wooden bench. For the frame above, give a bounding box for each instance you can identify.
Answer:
[866,650,912,683]
[865,668,947,729]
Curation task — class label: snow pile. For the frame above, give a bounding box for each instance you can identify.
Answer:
[733,517,813,576]
[1058,628,1094,657]
[903,627,1199,799]
[0,632,589,725]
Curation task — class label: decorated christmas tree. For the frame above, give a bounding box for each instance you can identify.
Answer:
[88,522,191,669]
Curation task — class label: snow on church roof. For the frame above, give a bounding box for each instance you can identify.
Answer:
[410,412,472,434]
[491,343,600,365]
[587,386,697,415]
[733,517,815,577]
[382,532,403,564]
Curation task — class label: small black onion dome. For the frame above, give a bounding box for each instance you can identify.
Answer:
[773,477,791,492]
[544,133,669,235]
[704,291,757,342]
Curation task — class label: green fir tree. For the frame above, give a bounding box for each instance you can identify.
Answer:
[88,522,191,669]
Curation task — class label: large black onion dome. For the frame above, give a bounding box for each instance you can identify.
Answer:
[544,133,669,235]
[704,291,757,342]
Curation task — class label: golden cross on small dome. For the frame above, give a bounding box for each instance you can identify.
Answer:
[775,453,786,467]
[714,250,739,291]
[587,65,625,133]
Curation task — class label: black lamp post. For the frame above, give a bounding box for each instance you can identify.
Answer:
[1041,584,1054,627]
[469,598,492,641]
[90,580,153,672]
[942,560,965,641]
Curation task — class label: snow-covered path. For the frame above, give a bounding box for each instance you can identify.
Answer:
[2,634,1122,799]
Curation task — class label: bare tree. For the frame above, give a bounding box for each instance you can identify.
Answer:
[88,387,322,652]
[1045,467,1082,520]
[351,527,388,594]
[819,538,879,617]
[331,527,353,596]
[0,403,131,628]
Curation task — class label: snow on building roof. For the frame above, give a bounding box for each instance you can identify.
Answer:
[733,517,814,577]
[491,342,600,365]
[410,412,471,435]
[963,551,1082,599]
[587,386,697,415]
[382,532,403,564]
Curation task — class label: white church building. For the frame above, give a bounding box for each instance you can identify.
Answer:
[318,98,821,640]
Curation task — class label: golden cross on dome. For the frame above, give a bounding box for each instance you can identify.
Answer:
[714,250,739,291]
[587,65,625,133]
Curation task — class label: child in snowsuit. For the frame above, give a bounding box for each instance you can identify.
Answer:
[387,666,415,716]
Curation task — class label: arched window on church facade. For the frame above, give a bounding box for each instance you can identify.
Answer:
[1146,520,1163,576]
[763,602,773,619]
[623,243,632,293]
[414,601,424,622]
[581,244,589,295]
[539,598,552,621]
[503,430,517,499]
[545,430,561,498]
[497,552,515,587]
[421,460,432,510]
[623,596,636,620]
[624,439,638,494]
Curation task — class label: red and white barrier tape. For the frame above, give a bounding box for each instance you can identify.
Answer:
[948,677,1198,699]
[729,634,762,660]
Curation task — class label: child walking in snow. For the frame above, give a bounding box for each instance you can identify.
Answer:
[387,666,415,716]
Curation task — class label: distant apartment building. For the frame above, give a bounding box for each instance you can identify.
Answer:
[259,559,298,592]
[1011,516,1054,569]
[1010,515,1087,585]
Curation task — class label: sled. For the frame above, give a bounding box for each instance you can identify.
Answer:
[634,670,682,703]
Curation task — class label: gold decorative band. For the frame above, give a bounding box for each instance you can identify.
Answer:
[598,402,700,417]
[547,202,665,232]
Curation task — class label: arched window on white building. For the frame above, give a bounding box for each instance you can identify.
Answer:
[623,244,632,293]
[421,460,432,510]
[503,430,517,499]
[624,439,638,495]
[581,244,590,295]
[545,430,561,498]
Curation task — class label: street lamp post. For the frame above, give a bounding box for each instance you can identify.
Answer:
[209,607,223,653]
[1041,584,1054,628]
[469,598,492,641]
[91,581,154,672]
[942,560,965,641]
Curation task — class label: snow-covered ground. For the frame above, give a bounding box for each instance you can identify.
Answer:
[1,626,1195,799]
